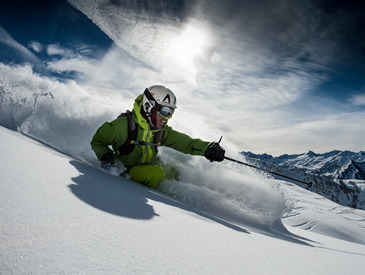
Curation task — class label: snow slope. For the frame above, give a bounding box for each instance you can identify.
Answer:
[1,126,365,274]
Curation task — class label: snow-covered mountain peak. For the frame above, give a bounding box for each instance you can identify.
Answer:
[241,150,365,209]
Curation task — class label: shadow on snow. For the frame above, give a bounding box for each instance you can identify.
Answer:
[69,159,315,246]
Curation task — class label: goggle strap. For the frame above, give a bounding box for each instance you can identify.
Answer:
[144,88,161,112]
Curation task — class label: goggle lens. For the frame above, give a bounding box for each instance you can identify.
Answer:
[158,106,174,118]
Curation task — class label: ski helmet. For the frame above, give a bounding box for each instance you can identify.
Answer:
[142,85,177,118]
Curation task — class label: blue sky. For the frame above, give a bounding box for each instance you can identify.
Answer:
[1,0,365,156]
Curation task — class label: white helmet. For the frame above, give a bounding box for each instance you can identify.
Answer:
[142,85,177,118]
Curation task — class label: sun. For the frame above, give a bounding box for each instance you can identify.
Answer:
[176,25,206,57]
[171,23,208,63]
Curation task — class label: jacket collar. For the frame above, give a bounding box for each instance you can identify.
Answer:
[132,94,150,130]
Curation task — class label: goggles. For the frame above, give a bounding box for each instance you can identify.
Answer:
[144,88,175,118]
[158,106,174,119]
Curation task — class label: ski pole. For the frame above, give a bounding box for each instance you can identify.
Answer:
[224,156,312,188]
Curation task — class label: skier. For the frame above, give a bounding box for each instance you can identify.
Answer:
[91,85,225,189]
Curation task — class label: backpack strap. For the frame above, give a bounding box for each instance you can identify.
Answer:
[153,129,165,148]
[117,110,166,155]
[117,110,137,155]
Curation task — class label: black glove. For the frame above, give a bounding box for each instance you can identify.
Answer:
[205,142,225,162]
[100,153,115,169]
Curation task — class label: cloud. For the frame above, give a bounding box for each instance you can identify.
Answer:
[0,26,40,64]
[47,44,66,56]
[351,93,365,106]
[28,41,43,53]
[46,43,162,91]
[240,111,365,155]
[65,0,327,104]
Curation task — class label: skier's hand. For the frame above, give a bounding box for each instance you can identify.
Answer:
[205,142,225,162]
[100,153,115,169]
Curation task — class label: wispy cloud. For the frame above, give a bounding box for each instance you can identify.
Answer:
[47,44,66,56]
[28,41,43,53]
[245,112,365,155]
[0,26,40,64]
[351,93,365,106]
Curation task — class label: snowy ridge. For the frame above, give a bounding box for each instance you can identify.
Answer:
[335,160,365,180]
[241,151,365,209]
[242,150,365,177]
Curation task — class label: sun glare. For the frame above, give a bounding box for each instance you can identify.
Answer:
[171,23,208,63]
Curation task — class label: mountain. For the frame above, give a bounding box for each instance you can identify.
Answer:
[241,150,365,210]
[335,160,365,180]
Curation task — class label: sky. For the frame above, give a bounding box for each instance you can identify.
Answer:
[1,0,365,156]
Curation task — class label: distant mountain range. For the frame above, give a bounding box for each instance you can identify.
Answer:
[240,150,365,210]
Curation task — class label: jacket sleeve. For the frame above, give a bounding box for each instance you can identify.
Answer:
[90,118,128,160]
[162,126,210,156]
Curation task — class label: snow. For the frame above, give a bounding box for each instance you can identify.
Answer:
[1,126,365,274]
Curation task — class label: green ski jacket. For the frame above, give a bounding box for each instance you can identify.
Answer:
[91,94,210,168]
